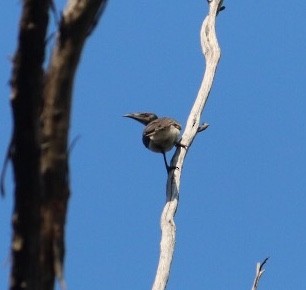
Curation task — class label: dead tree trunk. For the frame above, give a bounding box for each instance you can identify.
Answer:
[8,1,108,289]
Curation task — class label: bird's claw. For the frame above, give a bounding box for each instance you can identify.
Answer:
[175,142,188,150]
[166,165,179,174]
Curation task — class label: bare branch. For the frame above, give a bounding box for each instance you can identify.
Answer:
[251,257,269,290]
[40,0,108,286]
[152,1,222,289]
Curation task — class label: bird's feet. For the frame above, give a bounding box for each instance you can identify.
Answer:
[166,165,179,174]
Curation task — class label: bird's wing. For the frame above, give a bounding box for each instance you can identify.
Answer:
[144,118,181,137]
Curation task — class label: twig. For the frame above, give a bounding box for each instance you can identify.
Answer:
[0,139,13,197]
[251,257,269,290]
[197,122,209,133]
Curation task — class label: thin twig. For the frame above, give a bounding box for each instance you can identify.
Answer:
[251,257,269,290]
[0,139,13,197]
[197,122,209,133]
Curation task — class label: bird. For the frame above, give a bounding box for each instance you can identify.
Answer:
[124,112,182,172]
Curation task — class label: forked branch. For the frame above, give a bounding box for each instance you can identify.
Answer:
[251,257,269,290]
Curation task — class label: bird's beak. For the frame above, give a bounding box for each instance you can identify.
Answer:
[123,113,137,118]
[123,113,147,124]
[123,112,157,125]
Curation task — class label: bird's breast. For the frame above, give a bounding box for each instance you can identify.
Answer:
[143,124,180,153]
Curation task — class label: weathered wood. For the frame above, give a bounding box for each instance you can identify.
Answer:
[152,1,222,289]
[251,258,269,290]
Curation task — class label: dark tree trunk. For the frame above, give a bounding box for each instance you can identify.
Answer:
[8,1,108,289]
[10,0,50,289]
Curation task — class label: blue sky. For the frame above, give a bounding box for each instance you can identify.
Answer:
[1,1,306,289]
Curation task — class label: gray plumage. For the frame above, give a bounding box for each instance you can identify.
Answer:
[124,112,181,171]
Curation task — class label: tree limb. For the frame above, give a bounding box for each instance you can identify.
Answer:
[152,1,222,289]
[40,0,108,287]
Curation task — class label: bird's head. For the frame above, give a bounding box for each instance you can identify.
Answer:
[123,112,158,125]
